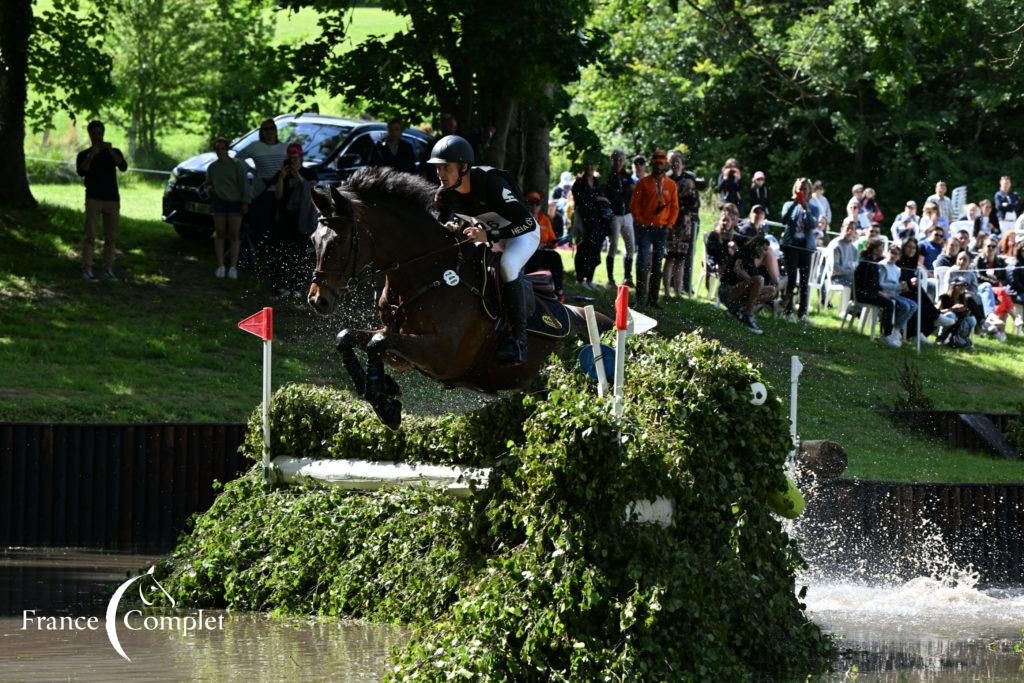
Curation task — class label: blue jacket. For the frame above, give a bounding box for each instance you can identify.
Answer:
[780,200,816,251]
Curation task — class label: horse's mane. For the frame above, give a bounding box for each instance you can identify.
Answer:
[341,166,437,215]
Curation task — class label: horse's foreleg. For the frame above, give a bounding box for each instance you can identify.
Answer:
[336,329,371,395]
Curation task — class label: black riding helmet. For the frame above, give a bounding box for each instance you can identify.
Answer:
[427,135,475,165]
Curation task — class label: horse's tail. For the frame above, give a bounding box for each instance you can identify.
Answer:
[564,304,614,336]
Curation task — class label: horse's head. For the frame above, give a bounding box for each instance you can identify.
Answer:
[308,185,367,315]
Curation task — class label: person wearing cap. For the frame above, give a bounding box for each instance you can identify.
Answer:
[269,142,317,296]
[203,137,251,280]
[733,204,780,287]
[631,155,646,184]
[603,149,636,288]
[428,134,539,366]
[667,150,707,295]
[890,200,919,242]
[748,171,770,218]
[630,150,679,307]
[523,191,565,299]
[936,277,977,347]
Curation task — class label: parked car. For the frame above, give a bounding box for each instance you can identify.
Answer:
[162,113,432,239]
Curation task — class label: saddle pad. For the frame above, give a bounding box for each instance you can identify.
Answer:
[481,289,572,339]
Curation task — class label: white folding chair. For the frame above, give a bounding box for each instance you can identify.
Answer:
[807,247,827,310]
[700,259,720,304]
[1014,303,1024,336]
[951,186,967,219]
[839,288,885,340]
[821,254,852,315]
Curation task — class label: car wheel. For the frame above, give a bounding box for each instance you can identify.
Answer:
[173,224,213,240]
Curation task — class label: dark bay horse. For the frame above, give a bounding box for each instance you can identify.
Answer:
[307,166,610,428]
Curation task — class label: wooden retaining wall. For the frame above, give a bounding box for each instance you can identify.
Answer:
[0,424,249,553]
[893,410,1017,457]
[797,478,1024,584]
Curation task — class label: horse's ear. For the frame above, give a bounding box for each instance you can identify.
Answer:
[311,185,333,217]
[330,185,355,218]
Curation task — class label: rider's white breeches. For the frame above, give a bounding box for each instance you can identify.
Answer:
[498,227,540,282]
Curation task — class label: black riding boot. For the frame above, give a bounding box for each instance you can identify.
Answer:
[623,256,635,287]
[648,268,662,308]
[636,265,649,306]
[496,278,528,366]
[606,255,616,287]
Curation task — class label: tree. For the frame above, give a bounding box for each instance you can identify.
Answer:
[0,0,111,209]
[577,0,1024,206]
[283,0,604,193]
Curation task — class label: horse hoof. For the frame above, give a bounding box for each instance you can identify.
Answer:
[373,397,403,431]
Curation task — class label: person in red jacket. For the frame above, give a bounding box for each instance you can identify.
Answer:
[630,150,679,308]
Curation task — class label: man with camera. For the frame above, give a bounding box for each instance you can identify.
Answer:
[76,120,128,281]
[630,150,679,308]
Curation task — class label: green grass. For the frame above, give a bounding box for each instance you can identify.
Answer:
[0,182,486,423]
[559,209,1024,484]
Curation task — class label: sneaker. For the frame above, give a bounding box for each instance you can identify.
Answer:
[786,313,797,324]
[227,266,238,280]
[882,332,902,348]
[101,270,117,281]
[743,314,763,335]
[623,279,636,288]
[606,280,617,289]
[798,314,810,324]
[917,333,933,346]
[82,270,97,282]
[1015,315,1024,330]
[215,266,226,278]
[996,330,1008,342]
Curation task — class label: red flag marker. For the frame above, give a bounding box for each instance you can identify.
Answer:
[238,307,273,341]
[614,285,630,330]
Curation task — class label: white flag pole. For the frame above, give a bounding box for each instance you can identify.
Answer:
[789,355,803,464]
[583,305,608,398]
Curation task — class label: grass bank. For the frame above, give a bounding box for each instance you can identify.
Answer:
[2,184,1022,483]
[562,215,1024,483]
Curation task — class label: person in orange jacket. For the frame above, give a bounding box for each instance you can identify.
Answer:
[523,191,565,298]
[630,150,679,307]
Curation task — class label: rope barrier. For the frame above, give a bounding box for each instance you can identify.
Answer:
[26,155,172,177]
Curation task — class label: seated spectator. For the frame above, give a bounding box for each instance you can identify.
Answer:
[861,187,884,224]
[735,204,780,286]
[854,224,883,252]
[919,224,946,274]
[974,237,1012,341]
[970,227,989,258]
[827,217,859,286]
[717,158,743,212]
[933,237,961,270]
[704,211,733,287]
[947,250,987,328]
[926,180,953,228]
[937,278,977,348]
[719,235,776,334]
[949,202,977,236]
[890,200,919,241]
[916,201,942,240]
[879,243,919,343]
[1000,231,1018,264]
[854,238,902,348]
[956,228,974,256]
[523,191,565,299]
[810,180,832,228]
[1008,242,1024,329]
[749,171,770,217]
[897,238,955,342]
[994,175,1022,222]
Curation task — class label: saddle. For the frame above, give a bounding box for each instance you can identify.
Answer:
[479,250,572,339]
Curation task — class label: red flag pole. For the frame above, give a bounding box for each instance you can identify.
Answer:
[613,286,629,420]
[238,308,273,479]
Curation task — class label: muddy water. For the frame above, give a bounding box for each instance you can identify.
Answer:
[3,549,1023,681]
[0,550,406,681]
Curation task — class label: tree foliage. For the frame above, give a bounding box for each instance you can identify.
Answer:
[577,0,1024,207]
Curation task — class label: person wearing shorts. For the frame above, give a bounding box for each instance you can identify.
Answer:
[75,120,128,281]
[204,137,251,279]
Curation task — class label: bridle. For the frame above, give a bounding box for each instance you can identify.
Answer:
[311,211,472,300]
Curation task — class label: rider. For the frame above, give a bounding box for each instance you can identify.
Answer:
[427,135,539,366]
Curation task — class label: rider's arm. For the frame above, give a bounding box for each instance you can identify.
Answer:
[483,173,537,241]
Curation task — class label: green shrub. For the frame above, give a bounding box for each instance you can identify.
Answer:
[158,331,833,680]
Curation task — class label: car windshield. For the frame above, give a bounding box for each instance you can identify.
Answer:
[233,121,353,166]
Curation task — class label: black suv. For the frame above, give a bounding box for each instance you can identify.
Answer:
[162,113,432,239]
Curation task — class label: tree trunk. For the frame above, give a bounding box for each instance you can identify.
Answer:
[522,84,554,197]
[128,109,139,160]
[0,0,39,209]
[484,98,517,169]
